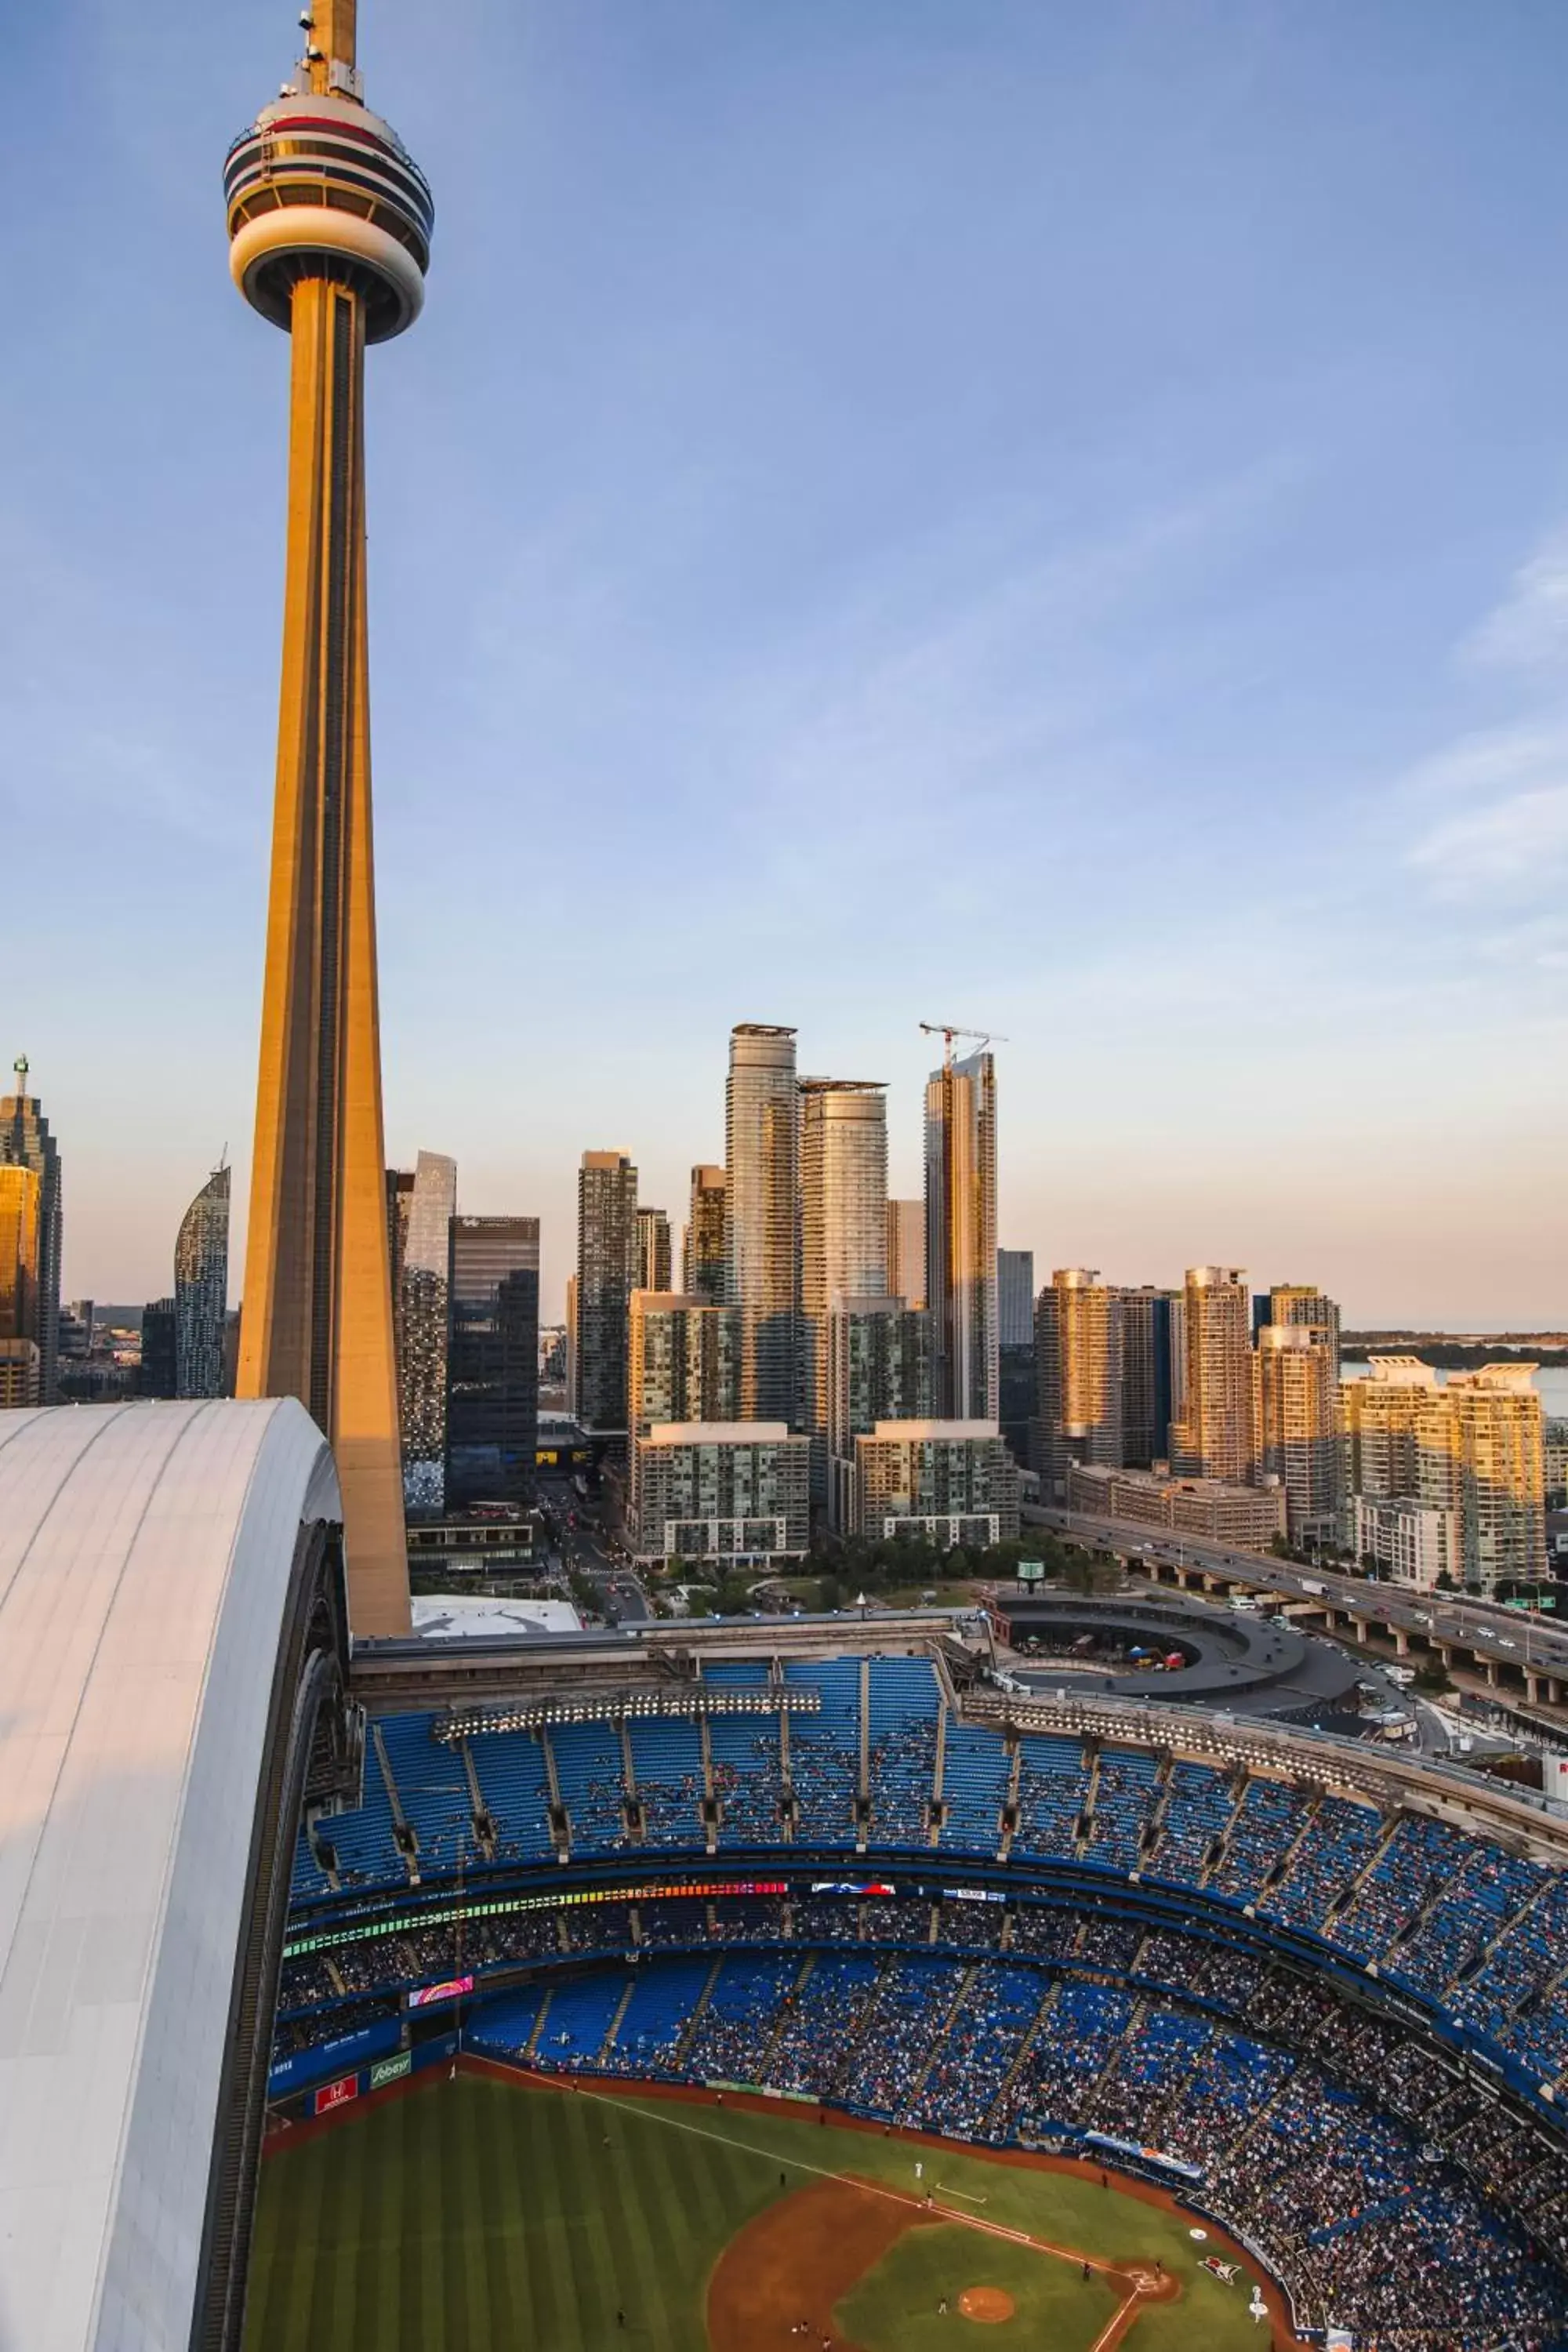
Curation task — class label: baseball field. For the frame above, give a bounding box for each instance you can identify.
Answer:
[245,2066,1294,2350]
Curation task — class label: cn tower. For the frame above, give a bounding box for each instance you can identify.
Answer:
[225,1,431,1635]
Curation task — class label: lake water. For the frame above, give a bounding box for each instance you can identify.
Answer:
[1342,1360,1568,1417]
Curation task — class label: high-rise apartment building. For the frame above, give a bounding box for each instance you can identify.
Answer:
[924,1047,997,1421]
[630,1423,811,1567]
[725,1025,799,1423]
[1340,1358,1547,1592]
[636,1207,673,1296]
[799,1079,887,1494]
[886,1199,926,1312]
[173,1164,231,1400]
[1432,1365,1547,1590]
[1259,1284,1341,1379]
[1340,1357,1432,1513]
[684,1166,728,1303]
[398,1150,456,1515]
[445,1216,539,1511]
[386,1167,414,1299]
[1118,1287,1177,1469]
[851,1421,1020,1548]
[1254,1323,1339,1546]
[576,1152,638,1435]
[386,1166,413,1371]
[1,1059,61,1404]
[226,9,433,1632]
[627,1291,744,1538]
[1170,1267,1254,1483]
[826,1298,931,1530]
[628,1293,742,1433]
[1036,1269,1123,1495]
[0,1166,40,1410]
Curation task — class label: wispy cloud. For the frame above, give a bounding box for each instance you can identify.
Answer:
[1404,529,1568,902]
[1464,530,1568,673]
[1412,779,1568,898]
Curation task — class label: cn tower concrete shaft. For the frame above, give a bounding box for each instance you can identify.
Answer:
[227,5,434,1637]
[238,276,407,1635]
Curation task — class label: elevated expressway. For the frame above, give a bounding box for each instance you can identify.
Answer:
[1029,1501,1568,1716]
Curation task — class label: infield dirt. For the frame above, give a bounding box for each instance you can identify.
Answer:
[707,2176,938,2350]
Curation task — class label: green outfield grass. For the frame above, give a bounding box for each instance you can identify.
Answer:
[245,2071,1276,2351]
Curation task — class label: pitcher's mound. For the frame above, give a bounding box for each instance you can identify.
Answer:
[958,2286,1015,2322]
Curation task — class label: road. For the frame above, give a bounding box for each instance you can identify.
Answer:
[1025,1504,1568,1687]
[537,1475,650,1626]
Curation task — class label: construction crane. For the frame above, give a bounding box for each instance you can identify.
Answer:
[919,1021,1007,1067]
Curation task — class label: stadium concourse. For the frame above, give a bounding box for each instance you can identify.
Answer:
[270,1642,1568,2347]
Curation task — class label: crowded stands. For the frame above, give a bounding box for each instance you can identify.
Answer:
[276,1650,1568,2346]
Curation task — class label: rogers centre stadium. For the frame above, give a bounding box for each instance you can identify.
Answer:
[9,1410,1568,2350]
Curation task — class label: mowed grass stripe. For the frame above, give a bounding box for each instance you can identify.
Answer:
[520,2092,567,2351]
[568,2085,622,2342]
[477,2080,515,2346]
[600,2102,664,2343]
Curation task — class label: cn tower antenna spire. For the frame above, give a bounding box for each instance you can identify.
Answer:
[302,0,357,90]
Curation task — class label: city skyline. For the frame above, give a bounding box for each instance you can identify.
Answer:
[8,3,1568,1326]
[18,1010,1568,1335]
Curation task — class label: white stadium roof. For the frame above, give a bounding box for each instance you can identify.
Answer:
[0,1399,340,2352]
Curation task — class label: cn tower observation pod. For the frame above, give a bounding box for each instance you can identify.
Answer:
[0,1400,361,2352]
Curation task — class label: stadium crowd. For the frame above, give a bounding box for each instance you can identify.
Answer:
[276,1653,1568,2346]
[289,1658,1568,2101]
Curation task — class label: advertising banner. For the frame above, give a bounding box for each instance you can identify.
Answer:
[408,1974,474,2009]
[267,2015,402,2099]
[369,2051,413,2091]
[314,2072,359,2118]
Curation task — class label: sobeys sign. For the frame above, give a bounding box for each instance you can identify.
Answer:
[369,2050,412,2091]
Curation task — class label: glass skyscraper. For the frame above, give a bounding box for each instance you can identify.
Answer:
[924,1047,997,1423]
[1,1058,61,1403]
[724,1025,799,1424]
[174,1164,230,1399]
[445,1216,539,1511]
[140,1299,179,1400]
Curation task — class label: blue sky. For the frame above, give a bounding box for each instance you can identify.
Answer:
[6,0,1568,1325]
